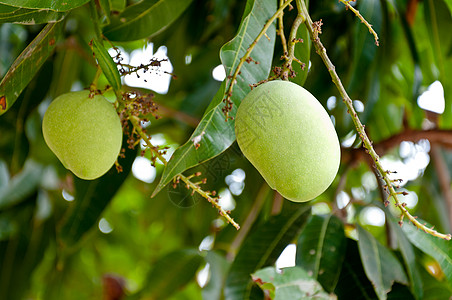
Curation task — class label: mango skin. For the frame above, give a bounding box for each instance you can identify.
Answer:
[235,81,340,202]
[42,91,122,180]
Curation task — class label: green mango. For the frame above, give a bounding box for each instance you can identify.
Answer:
[42,90,122,180]
[235,81,340,202]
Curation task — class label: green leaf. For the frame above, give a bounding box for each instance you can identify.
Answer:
[357,226,408,300]
[152,0,276,197]
[91,38,121,92]
[0,204,53,300]
[0,159,43,210]
[387,215,423,299]
[334,238,378,299]
[418,264,452,300]
[252,266,335,300]
[444,0,452,16]
[103,0,193,41]
[98,0,111,23]
[224,205,310,300]
[134,249,203,299]
[202,251,230,300]
[0,4,65,24]
[58,137,135,248]
[348,0,382,93]
[0,160,9,190]
[402,221,452,287]
[109,0,126,13]
[0,0,89,11]
[291,22,311,86]
[0,22,62,116]
[295,214,346,293]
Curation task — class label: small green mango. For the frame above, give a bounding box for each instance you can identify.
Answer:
[235,81,340,202]
[42,91,123,180]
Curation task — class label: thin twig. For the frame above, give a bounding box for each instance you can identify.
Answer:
[297,0,450,240]
[128,113,167,165]
[338,0,379,46]
[281,9,305,79]
[278,0,289,54]
[128,111,239,228]
[178,174,240,230]
[222,0,294,120]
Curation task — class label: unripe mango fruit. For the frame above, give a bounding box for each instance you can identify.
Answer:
[235,81,340,202]
[42,91,122,180]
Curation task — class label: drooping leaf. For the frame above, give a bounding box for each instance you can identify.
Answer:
[152,0,277,197]
[0,0,88,11]
[252,266,335,300]
[0,22,62,116]
[295,214,346,293]
[387,214,423,299]
[103,0,193,41]
[334,238,378,299]
[57,135,136,248]
[133,249,203,299]
[91,38,121,92]
[0,159,43,210]
[202,251,230,300]
[402,221,452,287]
[357,226,408,300]
[0,4,65,24]
[224,205,310,300]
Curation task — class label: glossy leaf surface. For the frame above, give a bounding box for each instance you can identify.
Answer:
[103,0,193,41]
[152,0,276,196]
[0,23,61,115]
[296,214,346,293]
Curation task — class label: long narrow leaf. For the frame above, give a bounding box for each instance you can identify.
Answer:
[0,0,88,11]
[357,226,408,300]
[103,0,193,41]
[291,22,311,86]
[0,4,65,24]
[91,38,121,92]
[334,238,378,299]
[387,213,423,299]
[295,214,346,293]
[152,0,276,196]
[0,23,62,116]
[402,221,452,287]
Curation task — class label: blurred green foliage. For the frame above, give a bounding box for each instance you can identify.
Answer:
[0,0,452,299]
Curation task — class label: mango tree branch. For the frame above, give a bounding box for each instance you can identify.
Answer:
[278,0,289,55]
[281,9,305,79]
[127,112,239,229]
[296,0,451,240]
[338,0,379,45]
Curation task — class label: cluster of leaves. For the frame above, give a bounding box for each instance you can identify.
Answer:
[0,0,452,299]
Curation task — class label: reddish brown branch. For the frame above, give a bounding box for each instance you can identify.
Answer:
[343,128,452,165]
[430,145,452,232]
